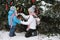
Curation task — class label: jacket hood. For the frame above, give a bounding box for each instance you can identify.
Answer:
[8,10,14,16]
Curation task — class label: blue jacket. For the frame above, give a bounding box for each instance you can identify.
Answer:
[8,10,21,26]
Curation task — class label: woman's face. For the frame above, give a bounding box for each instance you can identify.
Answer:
[28,9,32,15]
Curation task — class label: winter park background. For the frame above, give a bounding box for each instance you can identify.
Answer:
[0,0,60,40]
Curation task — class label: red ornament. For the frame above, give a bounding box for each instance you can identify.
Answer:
[10,1,13,6]
[5,3,8,10]
[31,0,36,3]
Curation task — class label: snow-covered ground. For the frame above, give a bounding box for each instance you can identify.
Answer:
[0,30,60,40]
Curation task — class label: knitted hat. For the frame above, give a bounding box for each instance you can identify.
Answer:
[28,5,35,13]
[10,6,16,11]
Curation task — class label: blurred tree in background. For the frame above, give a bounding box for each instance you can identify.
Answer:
[0,0,60,36]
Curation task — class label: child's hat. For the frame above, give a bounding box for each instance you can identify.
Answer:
[10,6,16,11]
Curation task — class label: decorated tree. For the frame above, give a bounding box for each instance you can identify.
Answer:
[0,0,60,36]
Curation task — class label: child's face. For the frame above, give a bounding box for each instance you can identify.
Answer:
[18,16,22,19]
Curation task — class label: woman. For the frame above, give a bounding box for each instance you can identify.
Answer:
[20,5,38,38]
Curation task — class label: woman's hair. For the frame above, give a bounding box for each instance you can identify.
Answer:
[34,6,40,15]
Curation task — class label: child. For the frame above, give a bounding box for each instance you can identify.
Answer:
[8,6,21,37]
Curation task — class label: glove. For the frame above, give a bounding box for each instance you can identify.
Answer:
[17,13,23,15]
